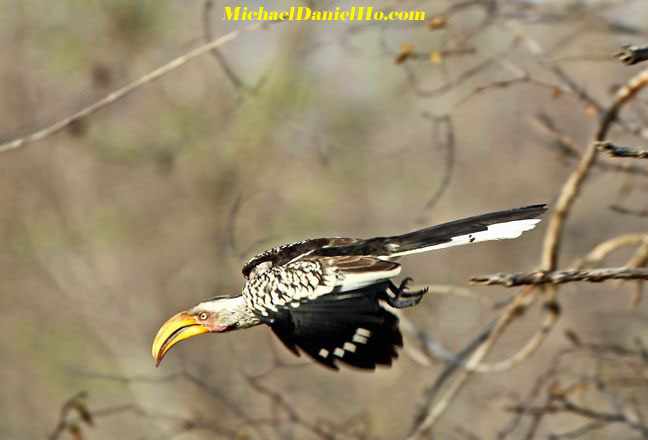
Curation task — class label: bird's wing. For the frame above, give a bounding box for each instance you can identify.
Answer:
[243,259,339,316]
[267,288,402,370]
[242,256,404,370]
[320,255,402,292]
[243,256,400,315]
[241,237,358,279]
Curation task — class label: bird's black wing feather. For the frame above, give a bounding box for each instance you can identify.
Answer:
[261,286,402,370]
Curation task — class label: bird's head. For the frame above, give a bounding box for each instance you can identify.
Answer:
[152,296,241,367]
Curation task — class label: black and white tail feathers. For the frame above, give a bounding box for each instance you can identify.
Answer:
[383,204,547,257]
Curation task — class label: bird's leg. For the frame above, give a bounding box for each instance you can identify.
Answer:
[391,278,429,296]
[384,278,428,308]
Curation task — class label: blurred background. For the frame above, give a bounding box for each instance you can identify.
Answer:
[1,0,647,438]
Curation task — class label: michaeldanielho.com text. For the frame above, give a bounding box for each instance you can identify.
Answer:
[223,7,425,21]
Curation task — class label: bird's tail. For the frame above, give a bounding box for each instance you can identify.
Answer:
[382,204,547,257]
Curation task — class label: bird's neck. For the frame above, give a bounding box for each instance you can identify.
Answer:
[218,295,261,329]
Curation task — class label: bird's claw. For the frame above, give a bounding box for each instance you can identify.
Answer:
[385,278,428,308]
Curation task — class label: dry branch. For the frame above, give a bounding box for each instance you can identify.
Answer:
[616,44,648,65]
[595,141,648,159]
[49,392,91,440]
[542,67,648,272]
[0,22,270,154]
[506,399,648,432]
[408,67,648,439]
[499,334,648,439]
[610,205,648,218]
[507,392,648,438]
[573,234,648,268]
[524,114,648,177]
[245,375,338,440]
[471,267,648,287]
[203,0,245,91]
[624,240,648,308]
[406,286,538,439]
[418,114,455,221]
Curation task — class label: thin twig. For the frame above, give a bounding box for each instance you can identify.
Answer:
[624,240,648,308]
[407,286,538,439]
[418,114,455,221]
[471,267,648,287]
[595,141,648,159]
[573,234,648,268]
[468,300,559,373]
[49,391,90,440]
[509,395,648,437]
[497,357,561,440]
[409,68,648,438]
[512,23,605,113]
[616,44,648,65]
[203,0,245,90]
[245,375,337,440]
[524,113,648,177]
[0,22,269,154]
[541,68,648,271]
[410,321,496,432]
[610,205,648,218]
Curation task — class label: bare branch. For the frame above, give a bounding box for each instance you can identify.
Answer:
[418,114,455,221]
[616,44,648,65]
[524,113,648,177]
[406,286,539,439]
[203,0,245,90]
[471,267,648,287]
[541,68,648,271]
[610,205,648,218]
[49,391,91,440]
[409,60,648,440]
[469,301,560,374]
[508,394,648,437]
[623,240,648,308]
[573,233,648,268]
[0,22,270,154]
[245,375,338,440]
[409,321,496,433]
[511,23,605,113]
[49,392,239,440]
[595,141,648,159]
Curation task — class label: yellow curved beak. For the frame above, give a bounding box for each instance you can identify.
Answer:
[152,312,209,367]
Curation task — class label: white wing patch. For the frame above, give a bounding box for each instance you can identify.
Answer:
[335,265,402,292]
[391,219,542,256]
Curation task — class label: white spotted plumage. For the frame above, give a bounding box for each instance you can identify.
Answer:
[242,259,337,316]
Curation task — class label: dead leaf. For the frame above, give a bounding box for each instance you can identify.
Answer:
[428,16,446,30]
[395,42,414,64]
[429,51,442,65]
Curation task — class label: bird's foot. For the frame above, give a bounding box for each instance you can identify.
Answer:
[385,278,428,308]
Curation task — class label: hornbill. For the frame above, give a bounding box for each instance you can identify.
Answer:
[153,204,546,370]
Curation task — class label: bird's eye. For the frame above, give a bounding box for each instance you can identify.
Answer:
[199,312,209,320]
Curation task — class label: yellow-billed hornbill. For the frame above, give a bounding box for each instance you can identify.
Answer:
[153,204,546,370]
